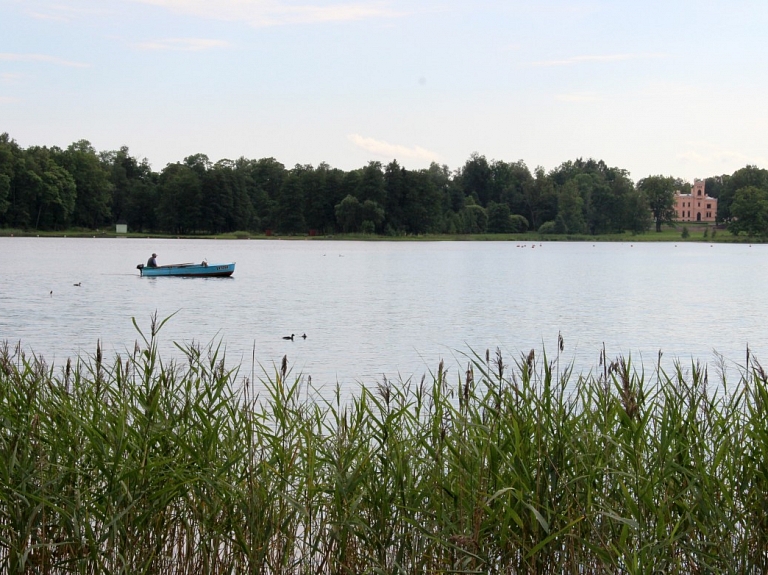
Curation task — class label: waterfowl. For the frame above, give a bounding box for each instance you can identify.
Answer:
[73,282,81,287]
[282,334,295,341]
[301,333,307,340]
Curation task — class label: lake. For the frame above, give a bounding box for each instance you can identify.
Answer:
[1,237,766,396]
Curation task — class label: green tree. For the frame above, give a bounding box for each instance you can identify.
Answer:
[55,140,113,228]
[236,157,285,231]
[716,166,768,223]
[556,181,586,234]
[0,133,16,220]
[538,221,556,234]
[103,147,159,232]
[184,153,212,175]
[298,163,335,234]
[157,163,202,234]
[340,170,362,204]
[624,189,652,234]
[335,195,362,233]
[486,201,512,233]
[554,214,568,234]
[729,186,768,236]
[549,158,636,234]
[400,169,441,234]
[37,163,76,229]
[14,147,77,230]
[522,167,557,230]
[638,175,676,232]
[357,161,386,205]
[479,159,533,218]
[383,160,406,232]
[200,160,250,233]
[458,200,488,233]
[0,174,9,219]
[459,153,491,206]
[275,173,306,234]
[0,135,32,228]
[360,200,385,232]
[426,163,456,233]
[509,214,528,232]
[39,163,77,229]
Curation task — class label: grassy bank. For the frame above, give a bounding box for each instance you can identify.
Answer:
[2,320,768,573]
[0,224,762,243]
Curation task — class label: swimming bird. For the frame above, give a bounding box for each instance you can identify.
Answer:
[73,282,81,287]
[283,334,295,341]
[301,333,307,340]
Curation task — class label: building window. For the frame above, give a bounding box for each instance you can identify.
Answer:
[707,203,711,208]
[698,190,702,196]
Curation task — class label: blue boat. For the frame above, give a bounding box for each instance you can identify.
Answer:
[136,261,235,277]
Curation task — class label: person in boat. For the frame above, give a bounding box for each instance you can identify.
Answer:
[147,253,158,268]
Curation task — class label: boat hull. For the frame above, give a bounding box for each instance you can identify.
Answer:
[137,262,235,277]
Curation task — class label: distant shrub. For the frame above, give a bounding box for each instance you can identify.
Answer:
[538,221,556,234]
[459,204,488,234]
[682,226,690,239]
[361,220,375,234]
[554,214,568,234]
[510,214,529,233]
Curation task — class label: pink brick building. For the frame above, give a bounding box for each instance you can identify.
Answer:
[674,179,717,222]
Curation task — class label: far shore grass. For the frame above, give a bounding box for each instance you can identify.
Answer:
[0,223,763,243]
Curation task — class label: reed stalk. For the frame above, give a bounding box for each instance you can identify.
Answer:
[2,321,768,573]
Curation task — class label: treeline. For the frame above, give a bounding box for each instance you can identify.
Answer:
[1,132,766,236]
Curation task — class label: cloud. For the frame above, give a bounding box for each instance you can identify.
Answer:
[0,53,89,68]
[22,2,112,22]
[529,53,664,67]
[555,91,600,103]
[1,73,25,84]
[677,143,768,171]
[127,0,402,26]
[135,38,232,51]
[27,10,70,22]
[348,134,440,162]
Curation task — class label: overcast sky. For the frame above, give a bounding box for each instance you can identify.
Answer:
[2,0,767,181]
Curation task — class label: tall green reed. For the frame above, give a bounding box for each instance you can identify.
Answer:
[2,318,768,573]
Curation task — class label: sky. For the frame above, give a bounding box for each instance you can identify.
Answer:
[1,0,767,182]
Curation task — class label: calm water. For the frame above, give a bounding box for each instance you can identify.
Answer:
[1,237,767,395]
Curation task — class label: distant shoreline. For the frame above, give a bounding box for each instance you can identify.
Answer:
[0,224,762,243]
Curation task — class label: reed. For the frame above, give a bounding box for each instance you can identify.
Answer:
[2,321,768,573]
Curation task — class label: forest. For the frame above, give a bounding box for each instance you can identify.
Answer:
[1,132,767,236]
